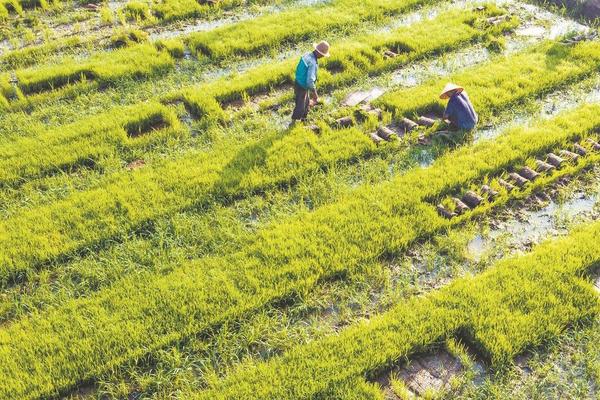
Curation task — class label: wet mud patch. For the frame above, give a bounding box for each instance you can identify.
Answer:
[222,83,293,112]
[124,113,172,137]
[467,168,600,260]
[372,347,484,399]
[395,350,463,396]
[126,159,145,170]
[40,157,100,181]
[66,381,97,399]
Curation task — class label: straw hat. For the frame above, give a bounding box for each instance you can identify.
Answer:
[439,83,464,99]
[313,41,331,57]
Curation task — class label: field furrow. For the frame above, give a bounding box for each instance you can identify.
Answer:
[0,39,597,287]
[2,1,598,397]
[173,5,517,122]
[190,219,600,399]
[0,103,599,398]
[0,6,518,193]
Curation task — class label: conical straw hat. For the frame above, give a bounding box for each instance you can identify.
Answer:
[439,83,464,99]
[313,41,331,57]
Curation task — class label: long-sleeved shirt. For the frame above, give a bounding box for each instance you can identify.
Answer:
[443,91,478,130]
[295,52,318,90]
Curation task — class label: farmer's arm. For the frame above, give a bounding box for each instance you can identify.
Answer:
[443,97,455,122]
[306,60,318,100]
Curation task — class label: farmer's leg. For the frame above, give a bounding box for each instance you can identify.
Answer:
[292,83,309,121]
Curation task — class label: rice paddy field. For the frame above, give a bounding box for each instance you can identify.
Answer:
[1,0,600,398]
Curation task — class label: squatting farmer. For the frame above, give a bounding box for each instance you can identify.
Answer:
[440,83,478,131]
[291,40,331,123]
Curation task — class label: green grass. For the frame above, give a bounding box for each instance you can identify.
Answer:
[0,0,56,19]
[0,103,599,398]
[0,101,181,186]
[0,36,83,69]
[152,0,284,23]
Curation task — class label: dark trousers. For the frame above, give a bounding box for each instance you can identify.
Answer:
[291,82,310,121]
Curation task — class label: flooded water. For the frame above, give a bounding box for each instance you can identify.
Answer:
[390,1,588,88]
[391,46,491,87]
[148,15,250,41]
[417,148,435,168]
[517,2,589,39]
[475,79,600,142]
[467,189,599,261]
[148,0,331,41]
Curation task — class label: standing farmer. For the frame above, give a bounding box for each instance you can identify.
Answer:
[440,83,478,131]
[291,41,330,123]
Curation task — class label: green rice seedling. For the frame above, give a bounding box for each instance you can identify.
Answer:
[151,0,205,21]
[109,28,150,47]
[152,0,281,24]
[186,0,444,59]
[1,42,596,284]
[1,104,600,398]
[172,6,517,122]
[0,122,376,283]
[13,42,172,95]
[0,0,23,18]
[316,378,386,399]
[0,36,82,69]
[99,4,114,25]
[0,102,181,186]
[156,38,185,58]
[376,40,600,121]
[0,0,60,18]
[0,74,12,108]
[188,220,600,399]
[121,0,154,22]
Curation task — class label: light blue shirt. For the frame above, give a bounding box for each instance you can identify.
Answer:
[295,52,318,90]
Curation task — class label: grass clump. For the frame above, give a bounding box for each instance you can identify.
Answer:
[110,28,149,47]
[0,0,58,18]
[156,38,185,58]
[121,0,156,23]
